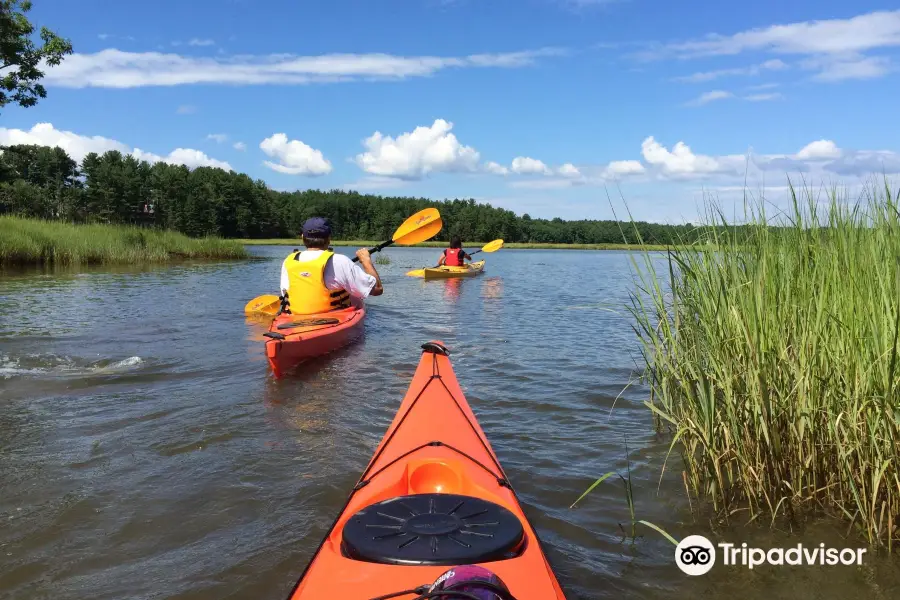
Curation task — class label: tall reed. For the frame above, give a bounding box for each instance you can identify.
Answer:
[628,180,900,549]
[0,216,247,266]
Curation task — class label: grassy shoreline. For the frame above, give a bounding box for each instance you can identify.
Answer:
[1,216,248,266]
[628,181,900,549]
[235,238,684,251]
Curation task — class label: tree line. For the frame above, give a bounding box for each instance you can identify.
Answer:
[0,143,732,244]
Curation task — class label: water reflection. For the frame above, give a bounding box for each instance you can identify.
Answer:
[443,277,463,301]
[481,276,504,300]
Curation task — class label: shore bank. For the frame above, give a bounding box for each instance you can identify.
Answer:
[1,216,248,266]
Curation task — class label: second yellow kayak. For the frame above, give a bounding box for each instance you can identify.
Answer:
[422,260,485,279]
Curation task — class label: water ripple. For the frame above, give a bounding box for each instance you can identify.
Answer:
[1,247,895,600]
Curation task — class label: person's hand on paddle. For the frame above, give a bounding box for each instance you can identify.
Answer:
[355,248,384,296]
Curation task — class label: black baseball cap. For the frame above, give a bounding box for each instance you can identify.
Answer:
[302,217,332,237]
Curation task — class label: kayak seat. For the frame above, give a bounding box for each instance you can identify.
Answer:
[340,493,525,566]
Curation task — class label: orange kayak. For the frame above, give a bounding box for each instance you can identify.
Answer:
[263,305,365,378]
[285,341,567,599]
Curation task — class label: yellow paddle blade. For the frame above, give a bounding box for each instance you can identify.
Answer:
[244,294,280,315]
[406,269,426,278]
[392,208,443,245]
[481,239,504,253]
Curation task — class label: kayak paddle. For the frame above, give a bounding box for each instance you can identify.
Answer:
[245,294,281,316]
[469,238,504,256]
[244,208,443,315]
[352,207,443,263]
[406,239,504,278]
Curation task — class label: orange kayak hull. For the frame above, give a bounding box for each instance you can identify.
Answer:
[286,341,567,599]
[264,306,365,378]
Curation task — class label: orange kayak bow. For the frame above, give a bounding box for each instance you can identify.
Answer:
[286,341,567,599]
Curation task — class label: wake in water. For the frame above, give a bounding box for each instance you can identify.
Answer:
[0,353,144,379]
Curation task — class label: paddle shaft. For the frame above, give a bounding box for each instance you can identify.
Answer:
[352,239,394,263]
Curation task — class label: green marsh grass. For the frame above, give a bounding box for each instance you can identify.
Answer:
[0,216,248,266]
[628,180,900,549]
[571,437,679,547]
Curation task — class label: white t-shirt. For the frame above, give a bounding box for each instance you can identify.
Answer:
[280,250,377,300]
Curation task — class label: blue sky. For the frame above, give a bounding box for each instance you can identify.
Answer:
[2,0,900,223]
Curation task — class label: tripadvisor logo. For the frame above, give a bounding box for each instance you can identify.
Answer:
[675,535,868,575]
[676,535,716,576]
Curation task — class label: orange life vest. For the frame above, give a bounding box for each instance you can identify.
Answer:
[444,248,464,266]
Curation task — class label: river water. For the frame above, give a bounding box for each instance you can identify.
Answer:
[1,246,897,600]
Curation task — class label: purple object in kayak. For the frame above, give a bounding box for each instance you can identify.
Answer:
[428,565,510,599]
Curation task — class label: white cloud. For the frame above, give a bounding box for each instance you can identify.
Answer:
[485,157,578,178]
[673,59,788,83]
[354,119,480,179]
[42,47,564,88]
[709,185,792,194]
[233,141,247,151]
[605,136,900,183]
[686,89,784,103]
[98,34,110,40]
[795,140,842,160]
[604,159,646,177]
[176,104,197,114]
[557,163,581,178]
[660,10,900,58]
[511,156,552,175]
[167,148,229,170]
[824,151,900,176]
[640,10,900,83]
[493,136,900,190]
[744,92,783,101]
[260,133,332,176]
[640,136,746,179]
[0,122,128,161]
[510,178,584,190]
[0,122,231,170]
[746,82,780,91]
[509,162,588,187]
[206,133,228,143]
[132,148,232,170]
[807,55,892,82]
[188,39,215,47]
[495,136,900,189]
[484,161,509,175]
[686,90,734,106]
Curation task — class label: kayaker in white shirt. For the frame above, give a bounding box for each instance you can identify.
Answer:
[280,217,383,315]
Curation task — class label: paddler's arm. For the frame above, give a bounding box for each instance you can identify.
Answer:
[355,249,384,296]
[280,262,290,296]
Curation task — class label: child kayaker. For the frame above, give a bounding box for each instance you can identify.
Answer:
[436,236,472,268]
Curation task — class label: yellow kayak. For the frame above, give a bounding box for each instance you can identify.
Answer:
[422,260,485,279]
